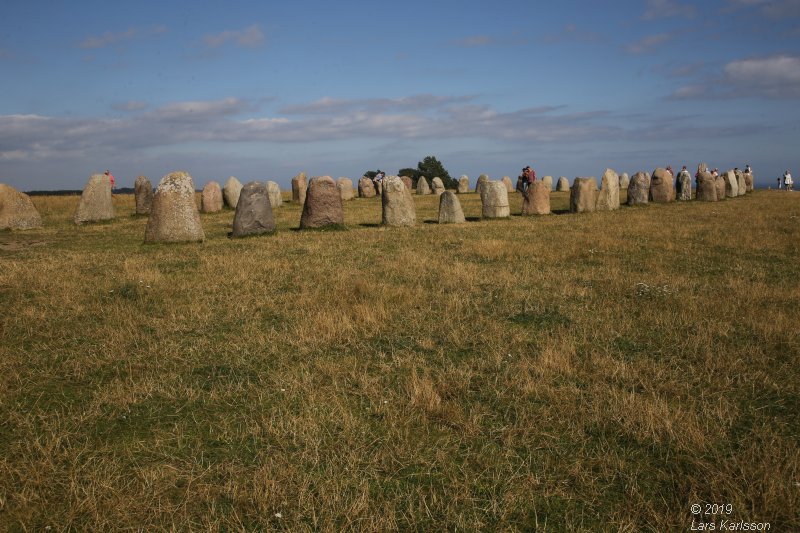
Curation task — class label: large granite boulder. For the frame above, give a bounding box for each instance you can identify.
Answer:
[619,173,630,189]
[336,177,355,201]
[223,176,243,209]
[300,176,344,228]
[570,177,598,213]
[382,175,416,227]
[736,169,746,196]
[267,181,283,208]
[74,173,115,224]
[232,182,275,237]
[627,172,650,206]
[521,180,550,215]
[501,176,515,193]
[696,172,717,201]
[556,176,570,191]
[481,181,510,218]
[291,172,307,204]
[458,175,470,193]
[676,171,692,200]
[359,176,376,198]
[201,181,223,213]
[649,168,674,203]
[0,184,42,230]
[416,176,431,195]
[134,175,153,215]
[715,174,727,200]
[596,168,620,211]
[144,171,204,243]
[431,177,445,195]
[541,175,553,190]
[724,171,739,198]
[438,191,465,224]
[400,176,413,192]
[475,174,489,196]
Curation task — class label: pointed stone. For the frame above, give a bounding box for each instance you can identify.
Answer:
[416,176,431,195]
[438,191,465,223]
[223,176,243,209]
[134,175,153,215]
[232,182,275,237]
[501,176,514,193]
[74,174,115,224]
[724,171,739,198]
[475,174,489,196]
[596,168,620,211]
[540,176,553,190]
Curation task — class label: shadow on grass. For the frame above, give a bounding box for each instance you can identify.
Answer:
[290,224,349,232]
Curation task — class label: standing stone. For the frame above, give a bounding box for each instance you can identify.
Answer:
[458,175,470,193]
[291,172,307,204]
[570,177,598,213]
[400,176,413,192]
[735,169,747,196]
[438,191,465,224]
[696,171,718,201]
[715,174,727,201]
[336,177,355,201]
[596,168,620,211]
[134,175,153,215]
[267,181,283,208]
[541,176,553,190]
[382,175,416,227]
[501,176,514,193]
[300,176,344,229]
[431,177,445,195]
[144,171,204,243]
[223,176,243,209]
[627,172,650,206]
[232,182,275,237]
[697,162,708,175]
[556,176,570,192]
[416,176,431,195]
[744,172,754,192]
[201,181,223,213]
[481,181,510,218]
[649,168,674,203]
[676,172,692,200]
[74,173,115,224]
[0,184,42,230]
[359,177,377,198]
[522,181,551,215]
[475,174,489,196]
[619,173,630,189]
[724,171,739,198]
[375,180,383,196]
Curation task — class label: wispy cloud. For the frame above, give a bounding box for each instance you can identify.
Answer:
[279,94,477,115]
[724,0,800,18]
[642,0,697,20]
[112,101,148,112]
[78,26,166,49]
[203,25,265,48]
[624,33,671,54]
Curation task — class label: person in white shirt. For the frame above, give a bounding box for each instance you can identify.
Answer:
[784,171,793,191]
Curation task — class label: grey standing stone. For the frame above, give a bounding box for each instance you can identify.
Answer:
[696,172,717,201]
[74,173,115,224]
[556,176,570,192]
[475,174,489,196]
[570,177,598,213]
[267,181,283,208]
[336,177,355,201]
[359,177,377,198]
[619,173,630,189]
[676,171,692,200]
[736,170,746,196]
[232,182,275,237]
[596,168,620,211]
[223,176,243,209]
[382,175,416,227]
[291,172,307,204]
[481,181,510,218]
[0,184,42,230]
[144,171,204,243]
[501,176,514,193]
[201,181,223,213]
[522,181,550,215]
[458,175,470,193]
[438,191,466,224]
[724,171,739,198]
[300,176,344,229]
[649,168,674,203]
[134,175,153,215]
[715,174,727,201]
[627,172,650,206]
[431,177,445,195]
[744,172,754,192]
[416,176,431,195]
[541,175,553,191]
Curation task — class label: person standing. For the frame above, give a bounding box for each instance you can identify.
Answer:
[104,169,115,190]
[784,170,793,192]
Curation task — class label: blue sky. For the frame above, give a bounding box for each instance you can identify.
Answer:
[1,0,799,190]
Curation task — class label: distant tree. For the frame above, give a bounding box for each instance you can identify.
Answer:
[398,168,420,183]
[416,156,456,189]
[363,170,379,180]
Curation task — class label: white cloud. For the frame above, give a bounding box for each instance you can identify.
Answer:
[642,0,697,20]
[280,95,476,115]
[78,26,166,49]
[624,33,671,54]
[203,25,265,48]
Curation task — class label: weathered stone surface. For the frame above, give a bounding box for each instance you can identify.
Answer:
[501,176,514,193]
[649,168,674,203]
[744,172,754,192]
[201,181,223,213]
[144,171,204,243]
[431,177,445,195]
[715,174,727,201]
[359,177,376,198]
[481,181,510,218]
[475,174,489,196]
[300,176,344,228]
[375,179,383,196]
[416,176,431,195]
[223,176,243,209]
[458,175,470,193]
[627,172,650,206]
[134,175,153,215]
[521,181,550,215]
[336,177,354,201]
[400,176,413,192]
[676,172,692,200]
[74,174,115,224]
[696,172,717,201]
[596,168,620,211]
[0,184,42,230]
[697,162,708,175]
[438,191,465,223]
[724,171,739,198]
[736,170,746,196]
[570,177,598,213]
[266,181,283,208]
[291,172,307,204]
[231,182,275,237]
[541,176,553,190]
[556,176,570,191]
[619,173,630,189]
[382,175,416,227]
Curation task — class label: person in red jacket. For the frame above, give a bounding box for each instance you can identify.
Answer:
[104,169,115,189]
[519,166,536,192]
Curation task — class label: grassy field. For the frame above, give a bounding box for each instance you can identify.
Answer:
[1,186,798,530]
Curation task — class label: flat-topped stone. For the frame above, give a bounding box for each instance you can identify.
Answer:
[144,171,204,243]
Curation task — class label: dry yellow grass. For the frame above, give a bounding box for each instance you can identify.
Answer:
[0,188,798,530]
